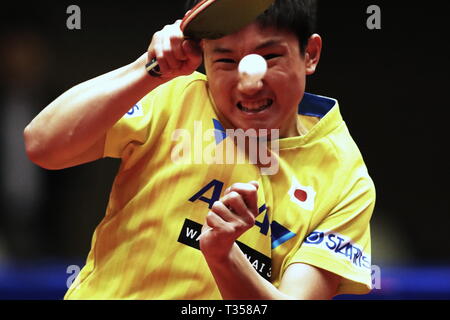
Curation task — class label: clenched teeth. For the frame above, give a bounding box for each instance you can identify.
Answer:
[237,99,273,113]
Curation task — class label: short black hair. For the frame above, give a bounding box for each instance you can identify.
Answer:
[185,0,318,54]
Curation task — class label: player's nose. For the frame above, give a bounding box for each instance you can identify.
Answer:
[237,79,264,95]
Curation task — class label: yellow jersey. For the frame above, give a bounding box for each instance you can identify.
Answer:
[65,72,375,299]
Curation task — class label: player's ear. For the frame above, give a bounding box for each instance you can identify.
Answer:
[304,34,322,75]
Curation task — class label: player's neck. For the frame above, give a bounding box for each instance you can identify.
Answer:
[280,116,307,138]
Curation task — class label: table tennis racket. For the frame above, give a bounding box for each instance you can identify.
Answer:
[146,0,275,77]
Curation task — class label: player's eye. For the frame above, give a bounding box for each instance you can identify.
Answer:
[215,58,236,64]
[263,54,282,60]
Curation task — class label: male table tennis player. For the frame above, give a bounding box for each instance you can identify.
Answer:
[24,0,375,299]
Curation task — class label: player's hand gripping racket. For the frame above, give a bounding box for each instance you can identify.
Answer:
[145,0,275,77]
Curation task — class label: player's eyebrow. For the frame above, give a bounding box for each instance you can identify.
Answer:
[212,47,234,54]
[254,39,285,50]
[212,39,285,54]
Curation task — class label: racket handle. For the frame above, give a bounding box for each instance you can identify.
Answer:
[145,57,162,77]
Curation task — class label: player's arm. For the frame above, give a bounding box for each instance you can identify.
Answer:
[24,20,201,170]
[24,54,161,170]
[199,182,341,300]
[207,245,341,299]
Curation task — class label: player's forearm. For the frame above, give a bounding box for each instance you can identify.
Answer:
[24,53,165,169]
[204,243,292,300]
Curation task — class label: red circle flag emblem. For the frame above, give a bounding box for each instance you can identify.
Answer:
[288,177,316,211]
[294,189,308,202]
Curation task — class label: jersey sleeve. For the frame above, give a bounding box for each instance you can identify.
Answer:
[285,172,376,296]
[103,93,155,159]
[103,72,207,159]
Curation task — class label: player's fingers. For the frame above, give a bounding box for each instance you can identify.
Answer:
[174,19,182,27]
[170,20,187,62]
[182,40,202,70]
[221,191,255,226]
[210,201,235,223]
[249,181,259,190]
[161,31,181,70]
[223,186,232,196]
[171,37,188,62]
[222,180,257,196]
[183,39,202,58]
[205,211,231,231]
[153,36,170,75]
[229,183,259,218]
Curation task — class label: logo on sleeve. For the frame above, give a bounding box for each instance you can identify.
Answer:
[304,230,371,269]
[288,177,316,211]
[124,102,144,118]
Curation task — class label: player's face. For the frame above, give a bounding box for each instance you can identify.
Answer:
[202,23,317,138]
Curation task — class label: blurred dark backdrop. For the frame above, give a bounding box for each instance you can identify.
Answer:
[0,1,448,298]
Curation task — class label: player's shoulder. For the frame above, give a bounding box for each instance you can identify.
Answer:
[303,94,370,177]
[159,71,207,94]
[139,71,207,109]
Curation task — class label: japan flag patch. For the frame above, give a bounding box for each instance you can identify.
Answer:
[288,177,316,211]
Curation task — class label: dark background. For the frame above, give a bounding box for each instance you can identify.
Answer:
[0,1,448,298]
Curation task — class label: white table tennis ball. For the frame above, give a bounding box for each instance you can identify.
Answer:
[238,54,267,83]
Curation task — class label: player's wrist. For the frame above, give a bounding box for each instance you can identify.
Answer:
[201,240,238,265]
[133,53,170,86]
